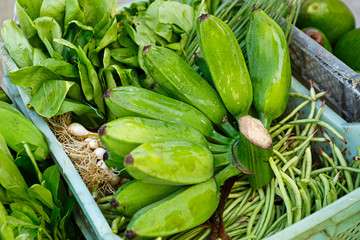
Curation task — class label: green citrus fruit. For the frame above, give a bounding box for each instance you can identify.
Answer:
[334,28,360,71]
[297,0,355,44]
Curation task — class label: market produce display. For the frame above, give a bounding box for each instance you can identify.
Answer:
[0,101,79,240]
[1,0,360,239]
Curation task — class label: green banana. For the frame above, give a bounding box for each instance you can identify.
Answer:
[197,14,253,119]
[99,180,180,217]
[0,101,49,161]
[98,117,227,158]
[104,86,230,144]
[125,178,219,239]
[246,8,292,129]
[141,45,228,127]
[103,149,132,179]
[124,141,213,185]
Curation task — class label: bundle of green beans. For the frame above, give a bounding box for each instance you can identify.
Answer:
[150,82,360,240]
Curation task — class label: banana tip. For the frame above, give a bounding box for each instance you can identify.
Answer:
[199,14,210,22]
[125,154,134,165]
[110,198,119,209]
[143,45,152,53]
[103,152,109,161]
[126,230,139,239]
[252,7,262,12]
[98,125,107,136]
[104,89,112,98]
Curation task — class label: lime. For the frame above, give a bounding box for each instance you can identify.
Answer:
[297,0,355,44]
[334,28,360,71]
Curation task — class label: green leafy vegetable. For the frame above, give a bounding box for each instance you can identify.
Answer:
[34,17,63,58]
[28,80,80,117]
[40,0,66,30]
[1,20,33,68]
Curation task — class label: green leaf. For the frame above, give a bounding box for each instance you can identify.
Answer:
[0,224,15,240]
[40,0,66,30]
[124,11,167,46]
[42,166,60,205]
[0,132,13,161]
[17,0,42,20]
[15,155,39,186]
[77,48,105,113]
[158,1,194,34]
[103,48,111,69]
[117,31,138,49]
[34,17,63,57]
[102,69,117,89]
[6,216,39,229]
[59,197,76,236]
[94,18,118,52]
[110,48,138,63]
[56,98,104,119]
[84,0,118,28]
[0,151,27,190]
[28,80,76,118]
[64,21,94,50]
[55,38,105,112]
[9,66,60,94]
[78,63,95,101]
[15,233,32,240]
[28,184,55,209]
[64,0,85,27]
[32,49,48,66]
[16,1,37,39]
[38,58,79,78]
[0,89,11,104]
[50,207,60,233]
[0,202,7,226]
[1,20,33,68]
[154,23,173,42]
[6,186,51,223]
[10,202,40,225]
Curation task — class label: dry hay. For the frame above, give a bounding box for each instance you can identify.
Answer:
[45,113,124,197]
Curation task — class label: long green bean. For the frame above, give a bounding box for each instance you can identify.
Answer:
[270,158,293,226]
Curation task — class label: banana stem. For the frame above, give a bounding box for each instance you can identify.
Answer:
[207,142,230,154]
[219,120,238,137]
[236,115,274,189]
[209,130,233,145]
[213,152,232,168]
[215,164,241,187]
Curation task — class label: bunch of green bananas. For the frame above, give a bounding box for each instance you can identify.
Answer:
[97,9,291,239]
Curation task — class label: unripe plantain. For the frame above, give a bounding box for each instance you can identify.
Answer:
[141,45,228,126]
[246,9,292,129]
[197,14,253,119]
[104,86,230,144]
[124,141,213,185]
[102,180,180,217]
[125,178,219,239]
[98,117,210,158]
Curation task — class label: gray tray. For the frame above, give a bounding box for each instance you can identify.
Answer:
[289,26,360,122]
